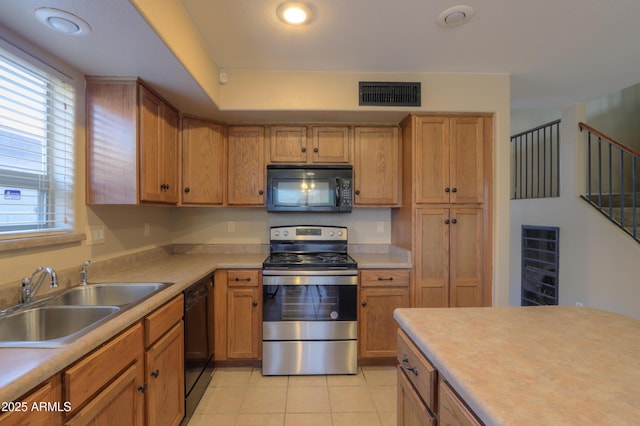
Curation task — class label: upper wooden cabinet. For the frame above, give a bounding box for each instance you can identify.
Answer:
[268,125,351,164]
[353,127,401,206]
[86,78,179,205]
[227,126,266,206]
[181,117,226,205]
[414,116,486,204]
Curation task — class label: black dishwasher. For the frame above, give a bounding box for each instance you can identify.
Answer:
[183,277,214,424]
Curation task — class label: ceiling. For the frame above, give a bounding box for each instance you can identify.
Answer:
[1,0,640,122]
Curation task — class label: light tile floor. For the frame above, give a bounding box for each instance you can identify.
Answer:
[188,366,397,426]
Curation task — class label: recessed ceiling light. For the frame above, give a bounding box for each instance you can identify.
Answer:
[34,7,91,36]
[437,5,474,28]
[277,2,315,26]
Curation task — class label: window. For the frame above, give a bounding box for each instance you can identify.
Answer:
[0,41,74,237]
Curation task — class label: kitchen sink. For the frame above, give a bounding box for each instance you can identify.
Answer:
[45,282,168,307]
[0,306,120,348]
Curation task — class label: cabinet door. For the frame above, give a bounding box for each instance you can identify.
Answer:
[139,85,179,204]
[310,126,350,163]
[65,363,144,426]
[0,377,62,426]
[146,322,185,426]
[270,126,308,163]
[450,117,485,204]
[227,126,266,205]
[449,208,483,307]
[415,208,449,308]
[353,127,401,206]
[415,116,449,204]
[439,380,482,426]
[227,286,261,359]
[359,287,409,358]
[182,118,226,205]
[397,367,436,426]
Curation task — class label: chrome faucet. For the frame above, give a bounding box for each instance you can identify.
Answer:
[22,267,59,303]
[80,260,92,285]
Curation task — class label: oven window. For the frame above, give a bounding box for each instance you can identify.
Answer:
[273,179,332,206]
[263,284,356,321]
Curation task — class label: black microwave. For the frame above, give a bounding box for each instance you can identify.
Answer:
[266,164,353,212]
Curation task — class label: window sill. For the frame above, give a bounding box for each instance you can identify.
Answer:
[0,232,86,253]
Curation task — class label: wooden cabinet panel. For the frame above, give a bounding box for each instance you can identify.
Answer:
[396,330,437,409]
[415,116,449,204]
[227,286,261,359]
[415,208,449,308]
[227,126,266,205]
[360,269,410,287]
[359,287,409,358]
[182,117,226,205]
[228,270,260,287]
[438,379,482,426]
[270,126,307,163]
[353,127,401,206]
[139,85,179,204]
[145,295,184,348]
[449,208,483,307]
[450,117,485,204]
[65,363,144,426]
[0,376,63,426]
[311,126,350,163]
[64,323,144,413]
[145,322,185,426]
[397,367,436,426]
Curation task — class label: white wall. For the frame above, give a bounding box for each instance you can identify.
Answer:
[510,104,640,319]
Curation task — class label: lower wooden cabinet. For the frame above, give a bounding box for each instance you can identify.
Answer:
[214,269,262,361]
[397,366,436,426]
[358,270,410,359]
[439,379,482,426]
[0,376,63,426]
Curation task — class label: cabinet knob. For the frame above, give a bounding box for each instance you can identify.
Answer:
[451,218,458,224]
[184,187,190,193]
[252,301,258,307]
[445,187,450,193]
[445,219,450,224]
[151,369,160,378]
[313,147,318,153]
[301,147,307,153]
[259,190,264,195]
[355,190,360,195]
[452,187,457,193]
[137,384,147,393]
[361,301,367,307]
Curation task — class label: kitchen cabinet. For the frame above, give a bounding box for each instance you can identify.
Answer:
[227,126,267,206]
[392,113,492,308]
[86,78,179,205]
[0,376,63,426]
[353,126,401,206]
[213,269,262,362]
[414,115,485,205]
[181,117,226,205]
[63,323,145,424]
[397,366,436,426]
[144,296,185,426]
[310,126,351,163]
[268,125,350,163]
[439,379,482,426]
[358,269,410,359]
[415,207,484,308]
[269,126,308,163]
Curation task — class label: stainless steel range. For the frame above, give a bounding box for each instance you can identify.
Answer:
[262,225,358,375]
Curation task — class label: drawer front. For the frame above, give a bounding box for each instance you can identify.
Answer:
[145,295,184,347]
[439,379,483,426]
[361,269,410,287]
[397,329,437,410]
[64,323,143,412]
[228,270,260,287]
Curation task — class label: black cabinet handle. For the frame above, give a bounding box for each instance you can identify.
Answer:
[259,190,264,195]
[138,384,147,393]
[361,301,367,307]
[252,301,258,307]
[445,219,450,224]
[451,218,458,224]
[235,277,251,282]
[151,369,160,378]
[445,187,450,193]
[402,355,418,376]
[184,187,190,193]
[452,187,457,193]
[377,277,393,281]
[355,190,360,195]
[313,147,318,153]
[301,147,307,153]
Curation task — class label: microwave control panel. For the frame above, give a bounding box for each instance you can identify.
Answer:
[341,179,353,206]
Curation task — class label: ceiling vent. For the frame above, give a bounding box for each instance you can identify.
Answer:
[359,82,421,107]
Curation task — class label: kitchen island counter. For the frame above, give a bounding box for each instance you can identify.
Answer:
[394,306,640,425]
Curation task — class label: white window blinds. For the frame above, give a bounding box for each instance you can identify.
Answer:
[0,42,74,237]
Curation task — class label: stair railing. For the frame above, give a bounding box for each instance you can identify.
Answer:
[579,122,639,241]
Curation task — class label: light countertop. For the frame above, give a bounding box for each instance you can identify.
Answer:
[0,249,411,403]
[394,306,640,425]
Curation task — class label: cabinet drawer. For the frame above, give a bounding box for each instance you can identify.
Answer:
[439,379,483,426]
[361,269,409,287]
[397,329,437,410]
[397,366,436,426]
[64,323,143,412]
[228,270,260,287]
[145,295,184,347]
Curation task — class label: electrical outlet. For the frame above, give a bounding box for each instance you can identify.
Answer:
[228,221,236,233]
[85,225,105,245]
[376,221,384,234]
[144,222,151,237]
[576,302,583,307]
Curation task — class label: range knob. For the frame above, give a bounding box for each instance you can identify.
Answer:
[274,231,280,237]
[337,231,343,237]
[283,231,289,237]
[329,231,335,237]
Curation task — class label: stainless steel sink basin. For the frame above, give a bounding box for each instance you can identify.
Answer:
[0,306,120,348]
[45,282,168,307]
